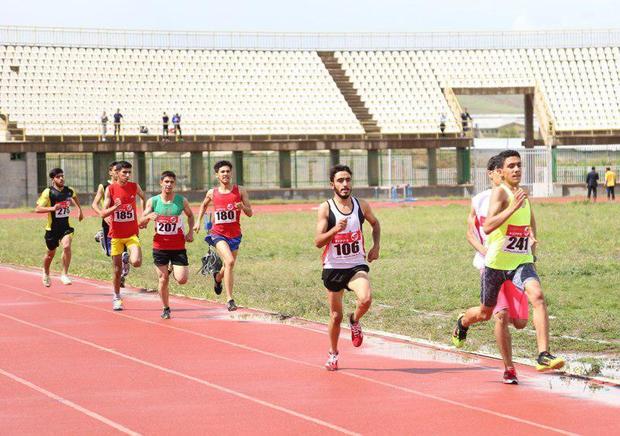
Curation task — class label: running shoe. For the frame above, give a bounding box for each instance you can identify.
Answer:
[325,351,339,371]
[94,230,103,243]
[113,296,123,311]
[161,307,171,319]
[451,314,468,348]
[60,274,72,285]
[536,351,565,372]
[226,299,237,312]
[503,367,519,384]
[349,313,363,347]
[213,273,223,295]
[121,252,130,278]
[42,275,51,287]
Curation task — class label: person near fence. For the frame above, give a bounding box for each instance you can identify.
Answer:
[35,167,84,287]
[140,171,195,320]
[452,149,566,373]
[162,112,169,138]
[585,167,599,202]
[101,111,109,141]
[604,167,616,201]
[439,113,447,136]
[172,113,182,139]
[113,109,123,138]
[461,108,472,136]
[193,160,253,312]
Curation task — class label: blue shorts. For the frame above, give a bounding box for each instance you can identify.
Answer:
[206,234,242,252]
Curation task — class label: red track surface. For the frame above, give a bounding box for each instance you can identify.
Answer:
[1,265,617,435]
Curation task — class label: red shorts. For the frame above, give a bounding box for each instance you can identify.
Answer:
[493,280,529,320]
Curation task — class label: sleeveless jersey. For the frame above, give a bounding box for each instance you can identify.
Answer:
[108,182,139,238]
[36,185,77,231]
[485,184,534,270]
[322,197,367,269]
[100,181,111,227]
[211,185,242,239]
[151,194,186,250]
[471,189,491,270]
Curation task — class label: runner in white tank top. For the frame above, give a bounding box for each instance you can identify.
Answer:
[315,165,381,371]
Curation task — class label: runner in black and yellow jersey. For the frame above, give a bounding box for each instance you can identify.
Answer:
[35,168,84,287]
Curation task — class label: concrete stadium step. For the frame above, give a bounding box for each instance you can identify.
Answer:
[318,51,381,135]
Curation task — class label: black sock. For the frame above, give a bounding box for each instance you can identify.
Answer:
[458,317,468,331]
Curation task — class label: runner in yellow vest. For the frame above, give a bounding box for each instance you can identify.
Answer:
[452,150,565,372]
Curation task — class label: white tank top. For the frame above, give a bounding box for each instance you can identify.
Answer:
[471,189,491,270]
[322,197,367,269]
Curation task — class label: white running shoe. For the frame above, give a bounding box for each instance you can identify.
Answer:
[113,297,123,311]
[60,275,72,285]
[42,275,51,287]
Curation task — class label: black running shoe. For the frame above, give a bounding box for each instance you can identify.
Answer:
[227,299,237,312]
[451,314,468,348]
[213,273,223,295]
[161,307,171,320]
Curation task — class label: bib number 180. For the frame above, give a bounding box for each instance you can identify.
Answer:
[214,210,236,224]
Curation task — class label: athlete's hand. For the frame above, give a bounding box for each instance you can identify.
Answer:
[512,188,527,210]
[113,198,122,209]
[53,203,63,210]
[335,218,348,232]
[193,223,200,234]
[235,202,245,212]
[104,216,112,226]
[78,210,84,222]
[185,232,194,243]
[367,245,380,263]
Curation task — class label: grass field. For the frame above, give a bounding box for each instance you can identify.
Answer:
[1,201,618,373]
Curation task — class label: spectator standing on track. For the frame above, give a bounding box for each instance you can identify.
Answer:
[172,113,182,139]
[604,167,616,201]
[113,109,123,139]
[101,111,109,141]
[461,109,472,137]
[162,112,169,138]
[585,167,599,202]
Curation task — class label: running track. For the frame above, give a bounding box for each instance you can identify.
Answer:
[1,265,617,435]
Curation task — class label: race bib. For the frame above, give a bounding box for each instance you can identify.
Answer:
[214,206,237,224]
[155,215,181,235]
[55,200,71,218]
[502,225,530,254]
[114,204,135,222]
[331,230,363,258]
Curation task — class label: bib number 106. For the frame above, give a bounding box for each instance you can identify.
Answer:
[334,241,360,256]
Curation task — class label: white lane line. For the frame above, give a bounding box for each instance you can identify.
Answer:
[1,281,579,435]
[0,367,141,435]
[0,312,359,436]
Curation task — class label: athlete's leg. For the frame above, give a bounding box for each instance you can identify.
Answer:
[512,318,528,329]
[43,248,56,276]
[346,271,372,323]
[215,240,236,301]
[60,234,72,275]
[524,279,549,354]
[494,309,514,369]
[112,254,123,295]
[171,265,189,285]
[327,290,345,354]
[155,264,170,308]
[127,242,142,267]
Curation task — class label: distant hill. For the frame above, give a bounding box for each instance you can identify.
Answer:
[457,95,522,114]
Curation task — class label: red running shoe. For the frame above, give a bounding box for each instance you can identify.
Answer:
[325,352,338,371]
[503,367,518,384]
[349,313,363,347]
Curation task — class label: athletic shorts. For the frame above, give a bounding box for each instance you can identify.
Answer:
[481,263,539,308]
[322,264,369,292]
[111,235,140,257]
[152,249,189,266]
[206,234,242,252]
[493,280,529,320]
[44,227,74,251]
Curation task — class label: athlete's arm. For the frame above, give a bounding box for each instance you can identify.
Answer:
[466,206,486,255]
[530,207,538,255]
[139,198,156,226]
[100,188,121,218]
[193,189,213,233]
[136,184,146,212]
[35,189,57,213]
[183,198,195,242]
[360,199,381,262]
[482,186,525,235]
[91,184,104,214]
[236,187,253,217]
[70,192,84,222]
[314,201,347,248]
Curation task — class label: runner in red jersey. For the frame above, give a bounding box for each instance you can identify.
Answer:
[140,171,195,319]
[194,160,253,311]
[100,161,146,311]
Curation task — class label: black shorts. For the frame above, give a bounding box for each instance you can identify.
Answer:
[481,264,539,307]
[44,227,74,251]
[152,249,189,266]
[322,265,369,292]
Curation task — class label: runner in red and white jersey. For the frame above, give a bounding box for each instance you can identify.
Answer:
[141,170,194,319]
[315,164,381,371]
[194,160,253,312]
[100,161,146,311]
[465,155,528,384]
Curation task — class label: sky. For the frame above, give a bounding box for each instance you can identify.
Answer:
[0,0,618,33]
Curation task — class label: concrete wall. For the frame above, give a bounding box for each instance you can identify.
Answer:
[0,152,38,208]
